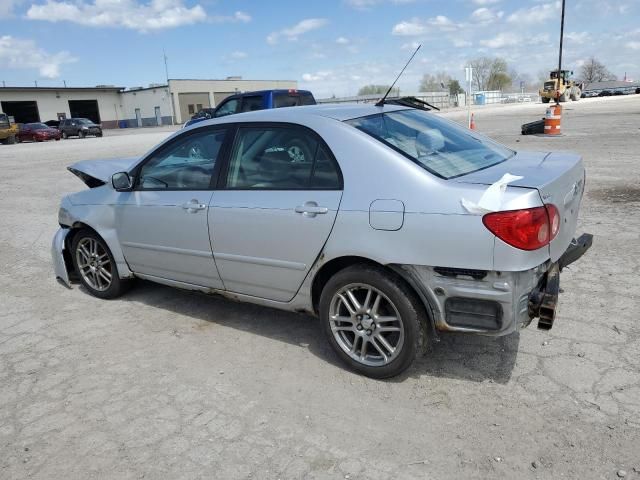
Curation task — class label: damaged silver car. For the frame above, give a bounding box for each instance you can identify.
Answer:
[52,104,592,378]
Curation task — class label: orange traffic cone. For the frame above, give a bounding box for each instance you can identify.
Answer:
[470,113,476,130]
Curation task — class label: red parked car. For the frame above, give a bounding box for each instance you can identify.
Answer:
[17,123,61,142]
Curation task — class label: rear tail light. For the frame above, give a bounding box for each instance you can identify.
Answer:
[482,205,560,251]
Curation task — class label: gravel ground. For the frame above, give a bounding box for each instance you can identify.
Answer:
[1,96,639,479]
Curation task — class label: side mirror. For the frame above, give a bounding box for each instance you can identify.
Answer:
[112,172,133,191]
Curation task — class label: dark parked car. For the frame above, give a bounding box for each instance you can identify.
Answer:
[183,89,316,128]
[44,120,60,128]
[17,123,61,142]
[598,90,612,97]
[59,118,103,139]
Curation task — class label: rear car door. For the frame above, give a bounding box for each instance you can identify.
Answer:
[116,126,229,288]
[209,124,343,301]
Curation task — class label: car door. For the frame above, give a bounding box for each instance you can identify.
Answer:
[116,126,230,288]
[19,125,31,141]
[209,124,343,302]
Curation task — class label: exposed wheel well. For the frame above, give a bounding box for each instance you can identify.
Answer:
[310,256,426,315]
[63,223,102,278]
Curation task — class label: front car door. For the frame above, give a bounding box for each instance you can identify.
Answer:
[116,126,229,288]
[209,124,343,301]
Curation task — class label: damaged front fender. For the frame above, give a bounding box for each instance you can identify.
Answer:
[51,228,71,288]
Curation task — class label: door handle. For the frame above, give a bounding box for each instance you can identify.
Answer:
[181,199,207,213]
[295,202,328,218]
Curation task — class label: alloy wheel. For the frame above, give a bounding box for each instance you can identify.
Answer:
[328,283,405,367]
[75,237,112,292]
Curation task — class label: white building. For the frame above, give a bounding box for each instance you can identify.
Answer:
[0,77,298,128]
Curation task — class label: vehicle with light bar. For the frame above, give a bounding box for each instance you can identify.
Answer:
[183,89,316,128]
[51,102,592,378]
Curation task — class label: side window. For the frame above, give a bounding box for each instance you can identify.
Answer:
[240,96,263,112]
[310,145,341,189]
[214,98,240,117]
[188,104,195,115]
[138,129,226,190]
[225,126,341,190]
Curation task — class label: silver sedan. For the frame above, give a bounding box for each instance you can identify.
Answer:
[52,104,591,378]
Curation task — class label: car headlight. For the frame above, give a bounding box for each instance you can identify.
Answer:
[58,206,73,226]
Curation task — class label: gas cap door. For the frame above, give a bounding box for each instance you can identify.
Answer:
[369,199,405,231]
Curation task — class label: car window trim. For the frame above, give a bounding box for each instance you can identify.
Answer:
[216,121,344,191]
[129,124,232,192]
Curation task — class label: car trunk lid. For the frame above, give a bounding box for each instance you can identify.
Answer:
[454,151,585,261]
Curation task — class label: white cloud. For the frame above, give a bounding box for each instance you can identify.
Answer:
[336,37,350,45]
[480,32,519,48]
[232,11,251,23]
[392,18,427,36]
[428,15,461,32]
[401,41,421,50]
[0,0,23,17]
[453,38,472,47]
[471,7,504,24]
[392,15,460,36]
[627,41,640,50]
[472,0,500,4]
[267,18,328,44]
[26,0,213,32]
[302,71,334,82]
[0,35,76,78]
[507,1,560,24]
[229,51,247,59]
[565,32,589,44]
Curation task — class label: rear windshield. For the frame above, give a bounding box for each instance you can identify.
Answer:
[346,109,514,179]
[30,123,48,130]
[273,92,316,108]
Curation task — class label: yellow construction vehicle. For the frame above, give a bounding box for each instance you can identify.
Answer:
[539,69,582,103]
[0,113,19,144]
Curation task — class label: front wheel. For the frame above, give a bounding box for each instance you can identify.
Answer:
[79,130,86,139]
[319,265,424,378]
[71,229,130,299]
[62,131,68,139]
[541,97,551,104]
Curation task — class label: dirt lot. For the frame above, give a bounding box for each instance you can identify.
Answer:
[1,96,639,479]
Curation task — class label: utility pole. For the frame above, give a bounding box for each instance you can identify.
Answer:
[556,0,566,105]
[164,49,176,125]
[465,66,473,128]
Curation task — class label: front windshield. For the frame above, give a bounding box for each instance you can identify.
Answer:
[77,118,93,124]
[31,123,48,130]
[346,109,514,179]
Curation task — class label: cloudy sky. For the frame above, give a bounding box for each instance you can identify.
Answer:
[0,0,638,97]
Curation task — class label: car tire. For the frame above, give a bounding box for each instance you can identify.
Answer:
[62,131,68,139]
[541,97,551,104]
[7,135,16,145]
[79,130,86,139]
[319,264,424,379]
[96,131,103,138]
[71,229,131,299]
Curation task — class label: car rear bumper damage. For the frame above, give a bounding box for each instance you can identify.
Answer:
[393,233,593,336]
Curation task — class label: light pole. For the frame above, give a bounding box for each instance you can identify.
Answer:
[556,0,566,105]
[164,49,176,125]
[465,66,473,128]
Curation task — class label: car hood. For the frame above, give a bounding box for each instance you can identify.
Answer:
[68,157,139,187]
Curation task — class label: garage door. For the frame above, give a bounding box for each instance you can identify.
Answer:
[1,101,40,123]
[69,100,101,124]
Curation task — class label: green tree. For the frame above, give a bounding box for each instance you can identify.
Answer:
[448,79,464,95]
[419,72,451,92]
[358,84,392,95]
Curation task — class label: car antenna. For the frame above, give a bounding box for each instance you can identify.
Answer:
[375,44,421,107]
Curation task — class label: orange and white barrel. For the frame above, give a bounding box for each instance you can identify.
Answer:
[544,104,562,135]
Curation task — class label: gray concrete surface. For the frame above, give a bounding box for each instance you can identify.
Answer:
[1,96,639,479]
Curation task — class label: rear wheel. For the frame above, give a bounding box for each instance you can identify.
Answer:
[541,97,551,104]
[319,265,424,378]
[71,229,130,299]
[7,135,16,144]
